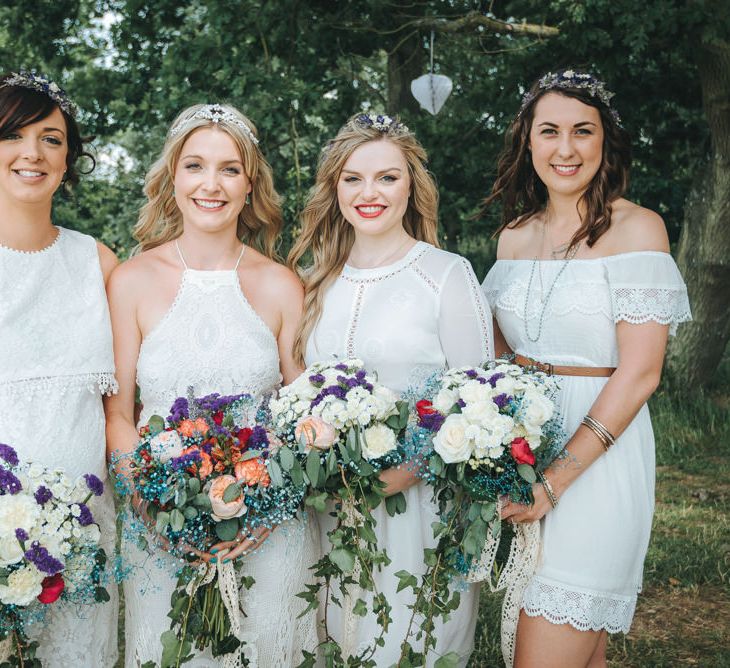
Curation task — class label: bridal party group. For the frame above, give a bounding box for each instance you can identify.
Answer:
[0,68,690,668]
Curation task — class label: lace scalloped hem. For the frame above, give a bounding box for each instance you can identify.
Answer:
[521,577,636,634]
[0,371,118,397]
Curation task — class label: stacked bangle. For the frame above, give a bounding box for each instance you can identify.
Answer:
[581,414,616,451]
[537,471,559,508]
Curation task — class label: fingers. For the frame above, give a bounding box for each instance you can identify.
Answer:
[221,527,273,563]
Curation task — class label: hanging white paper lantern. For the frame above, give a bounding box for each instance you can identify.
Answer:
[410,73,453,115]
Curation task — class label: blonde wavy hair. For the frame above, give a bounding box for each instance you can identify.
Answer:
[288,113,440,364]
[134,103,282,257]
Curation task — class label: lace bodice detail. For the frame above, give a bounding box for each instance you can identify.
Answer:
[305,242,493,393]
[482,251,691,366]
[136,263,281,424]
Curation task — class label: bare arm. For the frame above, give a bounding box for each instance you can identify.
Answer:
[97,242,118,285]
[275,267,306,385]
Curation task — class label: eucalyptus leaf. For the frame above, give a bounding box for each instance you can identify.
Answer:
[241,449,262,461]
[187,477,200,495]
[279,446,295,471]
[268,458,284,487]
[306,449,321,486]
[222,482,242,503]
[215,518,239,542]
[155,511,170,534]
[169,508,185,532]
[147,415,165,435]
[517,463,537,483]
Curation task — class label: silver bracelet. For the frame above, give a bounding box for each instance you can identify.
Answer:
[537,471,559,508]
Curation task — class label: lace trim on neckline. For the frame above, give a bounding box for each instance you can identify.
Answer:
[0,226,62,255]
[493,250,675,264]
[0,371,118,397]
[341,242,429,284]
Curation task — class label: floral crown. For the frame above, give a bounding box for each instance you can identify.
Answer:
[519,70,621,125]
[1,70,77,117]
[169,104,259,144]
[354,113,409,134]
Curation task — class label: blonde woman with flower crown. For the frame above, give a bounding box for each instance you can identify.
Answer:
[289,113,494,667]
[105,104,319,666]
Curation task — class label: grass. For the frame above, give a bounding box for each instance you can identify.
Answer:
[469,363,730,667]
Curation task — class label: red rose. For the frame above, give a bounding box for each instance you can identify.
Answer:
[237,428,252,448]
[213,411,224,426]
[510,437,536,466]
[416,400,437,417]
[37,574,65,604]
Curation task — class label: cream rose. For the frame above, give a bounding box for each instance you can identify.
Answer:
[149,430,184,463]
[0,539,24,567]
[433,413,472,464]
[522,389,554,428]
[0,566,44,606]
[208,475,247,521]
[295,416,337,450]
[361,424,397,460]
[433,388,457,414]
[0,494,41,540]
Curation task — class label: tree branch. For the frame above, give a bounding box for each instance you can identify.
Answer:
[411,11,559,38]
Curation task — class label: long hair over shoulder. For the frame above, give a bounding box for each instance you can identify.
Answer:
[483,73,631,250]
[288,114,439,365]
[134,103,282,256]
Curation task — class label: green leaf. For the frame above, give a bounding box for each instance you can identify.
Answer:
[94,586,110,603]
[291,459,304,487]
[183,506,198,520]
[385,414,401,430]
[304,491,328,513]
[306,449,321,486]
[222,481,242,503]
[174,487,187,508]
[435,652,461,668]
[329,547,356,573]
[352,598,368,617]
[394,569,417,593]
[326,448,338,476]
[155,511,170,534]
[215,518,239,542]
[160,630,191,668]
[148,415,165,435]
[169,508,185,532]
[385,494,399,517]
[467,502,482,522]
[480,501,497,523]
[192,493,212,510]
[241,449,262,461]
[337,440,351,465]
[517,463,537,483]
[187,477,200,495]
[268,458,284,487]
[279,446,295,471]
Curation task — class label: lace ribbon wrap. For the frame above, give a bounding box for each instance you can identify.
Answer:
[465,501,541,668]
[338,497,365,660]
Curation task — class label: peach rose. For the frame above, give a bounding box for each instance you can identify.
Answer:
[194,418,209,435]
[208,475,246,521]
[295,416,337,451]
[234,458,271,487]
[178,419,196,437]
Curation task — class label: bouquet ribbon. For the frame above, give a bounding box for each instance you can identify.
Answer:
[465,499,541,668]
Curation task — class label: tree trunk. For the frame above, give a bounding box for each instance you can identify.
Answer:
[387,29,424,116]
[666,35,730,385]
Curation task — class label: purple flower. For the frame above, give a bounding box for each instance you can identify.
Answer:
[167,396,190,423]
[308,373,326,385]
[15,528,28,542]
[76,503,94,527]
[24,542,64,575]
[0,468,22,494]
[457,399,466,409]
[195,393,245,413]
[169,450,202,471]
[334,363,349,372]
[493,393,510,409]
[0,444,19,467]
[248,425,270,450]
[419,412,446,432]
[487,373,505,388]
[34,486,53,505]
[465,369,479,379]
[84,474,104,497]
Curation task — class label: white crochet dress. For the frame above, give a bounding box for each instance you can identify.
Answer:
[0,227,119,667]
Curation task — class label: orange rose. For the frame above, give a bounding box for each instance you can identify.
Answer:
[295,416,337,450]
[208,474,246,520]
[199,452,213,478]
[178,419,196,437]
[234,458,271,487]
[194,418,209,435]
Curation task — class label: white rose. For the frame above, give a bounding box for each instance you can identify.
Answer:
[459,381,491,405]
[361,424,397,460]
[149,430,184,463]
[0,566,44,606]
[0,494,41,539]
[522,389,554,428]
[433,388,457,414]
[433,414,472,464]
[0,539,24,566]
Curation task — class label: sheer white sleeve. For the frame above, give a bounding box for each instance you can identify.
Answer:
[438,257,494,366]
[604,252,692,335]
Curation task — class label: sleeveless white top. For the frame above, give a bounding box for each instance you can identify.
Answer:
[0,226,118,667]
[124,243,318,667]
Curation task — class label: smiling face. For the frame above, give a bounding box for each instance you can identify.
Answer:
[0,107,68,206]
[336,138,411,239]
[173,126,251,235]
[529,92,604,198]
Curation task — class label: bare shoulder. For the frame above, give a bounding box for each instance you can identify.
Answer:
[96,241,119,283]
[107,246,168,298]
[496,216,539,260]
[245,248,303,293]
[609,199,670,253]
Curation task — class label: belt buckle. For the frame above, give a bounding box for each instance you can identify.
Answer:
[540,361,554,375]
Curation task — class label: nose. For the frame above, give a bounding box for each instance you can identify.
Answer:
[556,132,575,159]
[201,168,221,192]
[20,137,42,162]
[360,178,379,200]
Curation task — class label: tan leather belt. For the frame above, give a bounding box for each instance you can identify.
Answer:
[514,354,615,378]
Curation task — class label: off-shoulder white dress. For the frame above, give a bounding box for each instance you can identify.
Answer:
[482,252,691,632]
[306,241,494,667]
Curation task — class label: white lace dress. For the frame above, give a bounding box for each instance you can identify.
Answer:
[305,241,494,667]
[123,248,319,667]
[0,227,119,667]
[482,251,691,632]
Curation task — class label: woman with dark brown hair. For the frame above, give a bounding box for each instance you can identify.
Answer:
[482,71,691,667]
[0,71,118,665]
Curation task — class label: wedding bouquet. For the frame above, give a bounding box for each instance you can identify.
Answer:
[269,359,410,665]
[116,392,304,667]
[0,444,109,665]
[397,362,564,665]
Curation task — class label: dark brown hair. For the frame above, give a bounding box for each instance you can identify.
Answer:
[0,74,94,190]
[484,74,631,249]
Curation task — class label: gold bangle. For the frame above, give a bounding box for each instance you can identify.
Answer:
[581,415,616,451]
[537,471,558,508]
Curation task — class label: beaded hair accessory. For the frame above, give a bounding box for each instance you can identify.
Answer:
[519,70,621,125]
[169,104,259,144]
[354,113,409,134]
[1,70,77,117]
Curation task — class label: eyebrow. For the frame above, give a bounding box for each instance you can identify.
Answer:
[341,167,403,175]
[42,126,66,135]
[537,121,597,128]
[180,154,243,164]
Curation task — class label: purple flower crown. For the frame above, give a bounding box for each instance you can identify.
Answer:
[354,113,409,134]
[519,70,621,126]
[2,70,77,117]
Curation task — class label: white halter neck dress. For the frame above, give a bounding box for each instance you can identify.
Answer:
[305,241,494,667]
[0,226,119,667]
[123,244,319,667]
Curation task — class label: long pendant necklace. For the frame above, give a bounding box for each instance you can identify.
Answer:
[523,214,581,343]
